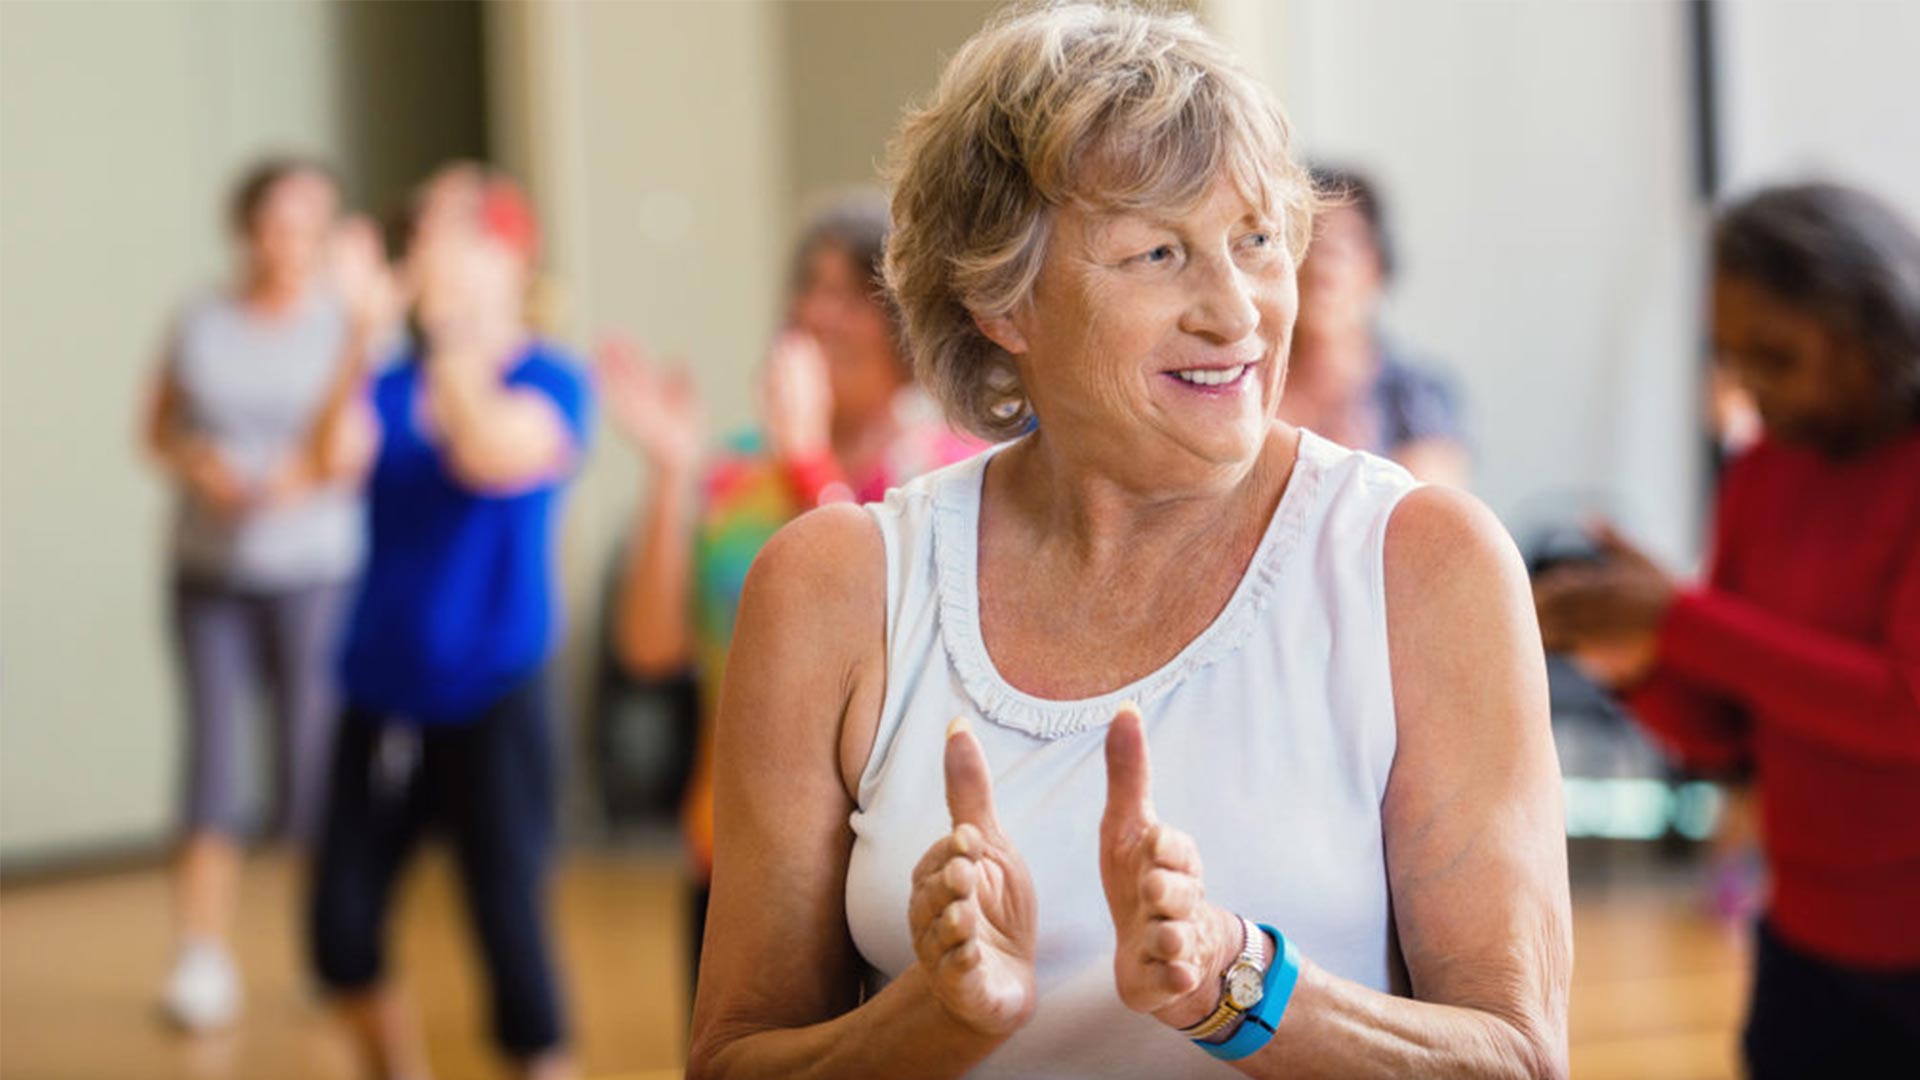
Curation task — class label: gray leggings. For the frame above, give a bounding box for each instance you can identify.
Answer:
[172,575,352,843]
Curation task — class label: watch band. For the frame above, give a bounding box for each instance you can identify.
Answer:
[1198,924,1301,1062]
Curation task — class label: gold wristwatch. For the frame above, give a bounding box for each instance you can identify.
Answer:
[1179,913,1270,1042]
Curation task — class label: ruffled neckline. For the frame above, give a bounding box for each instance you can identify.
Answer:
[931,430,1329,740]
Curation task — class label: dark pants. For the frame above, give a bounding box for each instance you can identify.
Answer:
[172,575,351,842]
[1745,919,1920,1079]
[308,673,566,1057]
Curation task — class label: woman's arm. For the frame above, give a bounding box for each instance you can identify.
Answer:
[1535,467,1919,765]
[1224,485,1571,1078]
[426,347,577,495]
[687,506,1027,1080]
[598,339,708,678]
[264,215,396,501]
[142,354,251,519]
[611,463,699,676]
[270,324,382,501]
[143,364,200,471]
[1650,553,1920,763]
[1623,673,1749,774]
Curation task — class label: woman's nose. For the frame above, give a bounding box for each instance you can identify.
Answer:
[1181,256,1260,344]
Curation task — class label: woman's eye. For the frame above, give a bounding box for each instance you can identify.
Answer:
[1134,244,1178,266]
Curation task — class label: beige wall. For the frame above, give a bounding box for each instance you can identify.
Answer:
[0,1,350,860]
[0,1,482,864]
[783,1,1001,213]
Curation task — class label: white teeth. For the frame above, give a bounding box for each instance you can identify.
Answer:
[1173,364,1247,387]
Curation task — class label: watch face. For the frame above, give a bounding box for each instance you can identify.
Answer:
[1226,963,1265,1010]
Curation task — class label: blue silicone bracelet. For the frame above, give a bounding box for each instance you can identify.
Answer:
[1197,924,1300,1062]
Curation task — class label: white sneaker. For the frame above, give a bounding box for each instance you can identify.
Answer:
[161,940,241,1031]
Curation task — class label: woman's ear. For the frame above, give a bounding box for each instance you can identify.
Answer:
[971,309,1030,356]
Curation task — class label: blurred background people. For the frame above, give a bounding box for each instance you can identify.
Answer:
[140,157,376,1032]
[1535,181,1920,1077]
[598,190,981,990]
[305,163,590,1080]
[1278,166,1471,486]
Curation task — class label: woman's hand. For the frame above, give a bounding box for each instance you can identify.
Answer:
[257,453,315,508]
[907,719,1037,1037]
[1100,705,1244,1030]
[180,439,254,519]
[1533,522,1677,690]
[597,336,707,477]
[331,215,401,345]
[759,329,834,464]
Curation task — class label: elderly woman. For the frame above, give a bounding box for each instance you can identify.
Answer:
[689,6,1570,1078]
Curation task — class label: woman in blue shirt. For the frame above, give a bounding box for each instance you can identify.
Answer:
[306,164,589,1080]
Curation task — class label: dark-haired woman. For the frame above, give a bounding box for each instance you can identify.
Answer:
[141,158,383,1030]
[1537,182,1920,1076]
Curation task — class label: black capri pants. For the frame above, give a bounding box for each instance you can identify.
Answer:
[1744,919,1920,1079]
[308,671,566,1056]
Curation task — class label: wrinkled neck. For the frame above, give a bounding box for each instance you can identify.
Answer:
[990,424,1297,573]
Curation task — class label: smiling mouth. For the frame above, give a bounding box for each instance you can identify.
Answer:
[1167,363,1253,388]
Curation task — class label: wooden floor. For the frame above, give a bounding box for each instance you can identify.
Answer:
[0,849,1749,1079]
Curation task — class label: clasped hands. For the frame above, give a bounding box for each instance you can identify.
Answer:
[908,705,1244,1039]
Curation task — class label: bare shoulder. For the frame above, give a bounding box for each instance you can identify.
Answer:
[741,502,887,627]
[1381,484,1547,743]
[729,499,887,730]
[729,502,890,795]
[1383,484,1528,596]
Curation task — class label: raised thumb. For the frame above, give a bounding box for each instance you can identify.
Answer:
[1103,703,1155,832]
[944,717,1000,834]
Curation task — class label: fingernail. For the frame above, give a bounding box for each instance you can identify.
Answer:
[953,826,972,855]
[946,716,970,740]
[1117,700,1142,720]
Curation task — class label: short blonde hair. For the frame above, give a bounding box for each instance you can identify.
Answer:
[885,2,1317,440]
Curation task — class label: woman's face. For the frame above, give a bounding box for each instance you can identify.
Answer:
[792,243,906,426]
[999,177,1297,475]
[1295,204,1383,340]
[1711,273,1882,452]
[246,171,337,291]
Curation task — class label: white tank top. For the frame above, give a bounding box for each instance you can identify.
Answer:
[847,429,1418,1078]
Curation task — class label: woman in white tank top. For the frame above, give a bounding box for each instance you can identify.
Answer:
[688,7,1571,1078]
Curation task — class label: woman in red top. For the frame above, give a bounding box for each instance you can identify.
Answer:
[1537,182,1920,1077]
